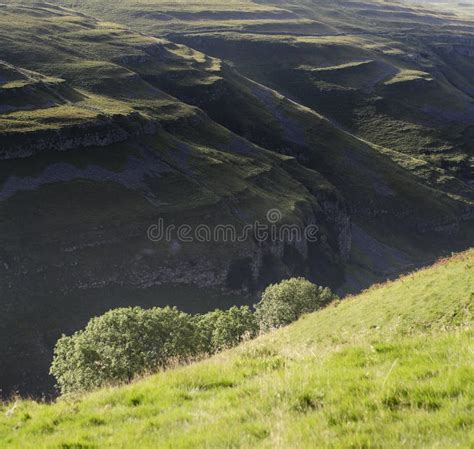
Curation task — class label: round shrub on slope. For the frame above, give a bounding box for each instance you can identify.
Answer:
[194,306,258,354]
[50,306,197,395]
[255,277,337,331]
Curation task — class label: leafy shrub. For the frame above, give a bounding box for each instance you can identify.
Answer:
[50,306,198,394]
[50,279,334,394]
[194,306,258,354]
[255,277,337,331]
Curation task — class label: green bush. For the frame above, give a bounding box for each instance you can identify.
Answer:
[50,279,334,394]
[194,306,258,354]
[255,278,337,331]
[50,306,197,395]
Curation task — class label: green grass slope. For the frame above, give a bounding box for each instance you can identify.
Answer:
[1,250,472,448]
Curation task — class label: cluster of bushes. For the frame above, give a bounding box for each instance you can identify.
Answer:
[50,278,337,394]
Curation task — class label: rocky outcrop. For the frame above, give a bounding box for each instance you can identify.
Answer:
[0,112,157,160]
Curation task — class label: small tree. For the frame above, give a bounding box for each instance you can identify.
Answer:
[195,306,258,354]
[50,306,198,394]
[255,278,336,331]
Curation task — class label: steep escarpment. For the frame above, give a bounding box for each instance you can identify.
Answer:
[0,110,158,159]
[0,4,352,398]
[172,31,474,183]
[0,121,350,397]
[132,54,472,273]
[0,61,160,159]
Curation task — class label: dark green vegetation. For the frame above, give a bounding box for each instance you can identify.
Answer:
[1,250,472,448]
[255,277,336,331]
[50,277,329,394]
[50,305,256,394]
[0,0,473,397]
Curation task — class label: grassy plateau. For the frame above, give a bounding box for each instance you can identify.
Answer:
[1,250,472,448]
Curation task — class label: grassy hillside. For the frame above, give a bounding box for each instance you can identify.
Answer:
[11,0,474,180]
[42,0,474,179]
[1,250,472,448]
